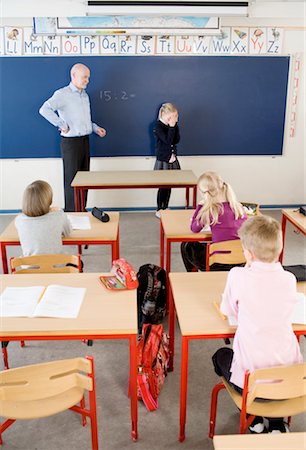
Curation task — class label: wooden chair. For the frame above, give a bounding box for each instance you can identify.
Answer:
[0,356,99,449]
[205,239,246,271]
[209,363,306,438]
[1,254,82,370]
[10,253,82,274]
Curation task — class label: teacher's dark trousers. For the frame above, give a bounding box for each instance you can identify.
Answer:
[61,135,90,212]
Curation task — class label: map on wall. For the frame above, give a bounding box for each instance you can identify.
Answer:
[33,16,220,35]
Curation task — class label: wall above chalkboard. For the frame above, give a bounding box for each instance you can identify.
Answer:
[0,55,289,158]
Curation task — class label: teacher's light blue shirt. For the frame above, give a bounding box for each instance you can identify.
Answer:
[39,82,99,137]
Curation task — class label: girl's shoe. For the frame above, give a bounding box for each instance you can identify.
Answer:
[155,210,161,219]
[248,416,267,434]
[268,420,290,433]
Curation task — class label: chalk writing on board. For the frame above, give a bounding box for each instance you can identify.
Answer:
[99,90,136,102]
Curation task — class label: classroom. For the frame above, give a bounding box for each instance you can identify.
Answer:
[0,1,305,449]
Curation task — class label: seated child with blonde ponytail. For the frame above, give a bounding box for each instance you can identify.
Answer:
[181,171,247,271]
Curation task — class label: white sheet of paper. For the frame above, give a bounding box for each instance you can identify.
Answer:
[0,286,45,317]
[201,224,211,233]
[33,285,86,318]
[67,215,91,230]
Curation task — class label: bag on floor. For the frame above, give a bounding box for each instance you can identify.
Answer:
[137,264,167,334]
[137,323,169,411]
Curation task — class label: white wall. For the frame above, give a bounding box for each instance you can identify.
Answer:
[0,12,305,211]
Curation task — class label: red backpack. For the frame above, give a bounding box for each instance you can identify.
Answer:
[137,324,169,411]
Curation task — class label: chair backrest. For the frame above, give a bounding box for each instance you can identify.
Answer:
[206,239,246,270]
[10,254,81,274]
[241,202,260,216]
[246,363,306,406]
[0,357,93,418]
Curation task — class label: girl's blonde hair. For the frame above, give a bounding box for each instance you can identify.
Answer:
[158,102,178,120]
[238,215,282,262]
[196,171,245,226]
[22,180,53,217]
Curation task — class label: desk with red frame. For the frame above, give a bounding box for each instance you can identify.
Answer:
[159,209,211,273]
[168,272,306,442]
[280,209,306,263]
[0,272,138,441]
[71,170,197,212]
[0,212,120,274]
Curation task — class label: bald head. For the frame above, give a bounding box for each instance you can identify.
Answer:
[70,63,90,91]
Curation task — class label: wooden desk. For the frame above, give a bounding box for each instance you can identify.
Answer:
[160,209,211,272]
[168,272,306,442]
[0,272,138,441]
[213,432,306,450]
[280,209,306,263]
[71,170,197,212]
[0,212,120,274]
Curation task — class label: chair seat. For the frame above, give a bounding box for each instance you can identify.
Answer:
[224,378,306,418]
[0,386,85,420]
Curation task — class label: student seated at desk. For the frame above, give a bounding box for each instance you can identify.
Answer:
[181,171,246,271]
[212,215,303,434]
[15,180,72,256]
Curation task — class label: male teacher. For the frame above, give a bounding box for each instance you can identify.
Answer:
[39,63,106,211]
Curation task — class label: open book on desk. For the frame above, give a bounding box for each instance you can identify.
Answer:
[214,292,306,326]
[0,285,86,318]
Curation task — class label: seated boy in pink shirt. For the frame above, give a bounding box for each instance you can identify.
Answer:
[212,215,303,434]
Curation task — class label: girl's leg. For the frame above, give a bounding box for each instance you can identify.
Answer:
[163,188,171,209]
[157,189,163,211]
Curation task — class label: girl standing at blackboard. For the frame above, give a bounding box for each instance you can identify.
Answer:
[154,103,181,218]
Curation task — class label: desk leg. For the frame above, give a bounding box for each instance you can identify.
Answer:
[279,214,287,263]
[74,188,80,212]
[185,188,190,209]
[112,227,120,261]
[168,285,175,372]
[80,189,86,212]
[193,186,197,209]
[129,335,138,441]
[160,221,165,268]
[179,336,189,442]
[0,243,8,274]
[166,239,171,311]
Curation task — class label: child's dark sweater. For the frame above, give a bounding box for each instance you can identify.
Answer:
[154,120,180,162]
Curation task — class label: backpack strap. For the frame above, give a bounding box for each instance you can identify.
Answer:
[137,373,158,411]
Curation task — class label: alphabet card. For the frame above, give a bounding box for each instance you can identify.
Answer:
[192,36,211,55]
[211,28,231,54]
[136,36,155,55]
[81,35,100,54]
[62,35,81,55]
[0,28,4,55]
[175,36,194,54]
[266,27,284,54]
[100,35,118,54]
[118,35,137,55]
[4,26,23,55]
[43,35,61,55]
[156,35,175,55]
[249,27,267,54]
[231,27,249,54]
[23,27,43,55]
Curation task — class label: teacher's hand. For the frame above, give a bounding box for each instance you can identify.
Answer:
[96,127,107,138]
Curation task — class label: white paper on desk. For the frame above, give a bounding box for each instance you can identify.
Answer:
[33,285,86,318]
[201,224,211,233]
[0,286,45,317]
[292,293,306,324]
[67,215,91,230]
